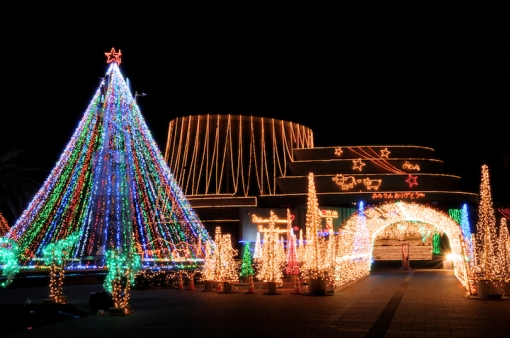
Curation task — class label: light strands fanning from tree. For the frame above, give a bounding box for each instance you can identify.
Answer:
[4,50,211,267]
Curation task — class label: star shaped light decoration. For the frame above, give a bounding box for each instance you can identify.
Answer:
[334,147,343,156]
[380,148,391,158]
[352,158,366,171]
[405,174,418,188]
[105,47,122,65]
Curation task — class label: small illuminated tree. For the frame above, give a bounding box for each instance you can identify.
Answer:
[473,165,499,280]
[103,249,141,314]
[201,239,216,281]
[203,227,238,285]
[42,231,80,303]
[239,242,255,281]
[0,237,19,288]
[297,229,305,263]
[218,232,239,283]
[300,173,329,281]
[285,234,300,276]
[253,232,262,263]
[256,211,285,284]
[285,208,300,277]
[497,218,510,281]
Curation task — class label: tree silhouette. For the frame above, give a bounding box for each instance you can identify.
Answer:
[0,148,43,225]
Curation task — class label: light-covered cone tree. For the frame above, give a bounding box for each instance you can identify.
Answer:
[253,232,262,263]
[256,211,285,283]
[204,227,239,284]
[239,242,255,281]
[497,218,510,281]
[473,165,499,280]
[285,234,300,276]
[300,173,329,280]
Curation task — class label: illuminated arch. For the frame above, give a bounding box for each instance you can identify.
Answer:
[340,201,470,291]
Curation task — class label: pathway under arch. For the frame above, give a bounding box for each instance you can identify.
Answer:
[340,201,470,291]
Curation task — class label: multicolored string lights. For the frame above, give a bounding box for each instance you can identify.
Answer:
[5,49,212,268]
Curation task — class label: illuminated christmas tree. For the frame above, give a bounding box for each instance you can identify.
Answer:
[42,231,80,303]
[300,173,329,281]
[285,208,300,276]
[297,229,305,263]
[204,227,238,284]
[103,248,141,314]
[256,211,285,284]
[473,165,499,280]
[285,234,300,276]
[350,201,372,271]
[5,48,211,267]
[498,218,510,281]
[253,232,262,263]
[239,242,255,280]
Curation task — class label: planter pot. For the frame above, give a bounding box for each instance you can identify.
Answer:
[477,279,509,299]
[264,281,281,295]
[203,280,215,292]
[308,277,328,296]
[223,282,233,293]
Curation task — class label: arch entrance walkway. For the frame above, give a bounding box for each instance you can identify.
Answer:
[339,201,470,291]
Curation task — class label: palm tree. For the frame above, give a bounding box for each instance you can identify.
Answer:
[0,147,44,226]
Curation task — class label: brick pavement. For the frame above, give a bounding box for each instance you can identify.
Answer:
[1,269,509,337]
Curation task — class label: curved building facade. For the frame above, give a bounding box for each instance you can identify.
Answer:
[164,115,479,247]
[164,114,314,197]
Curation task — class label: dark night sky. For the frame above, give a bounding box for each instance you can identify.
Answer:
[1,13,509,204]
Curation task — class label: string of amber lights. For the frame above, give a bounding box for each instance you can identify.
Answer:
[201,227,238,284]
[347,147,407,174]
[256,211,286,283]
[300,173,333,281]
[164,115,314,197]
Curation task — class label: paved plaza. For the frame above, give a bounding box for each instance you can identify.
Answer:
[1,269,510,337]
